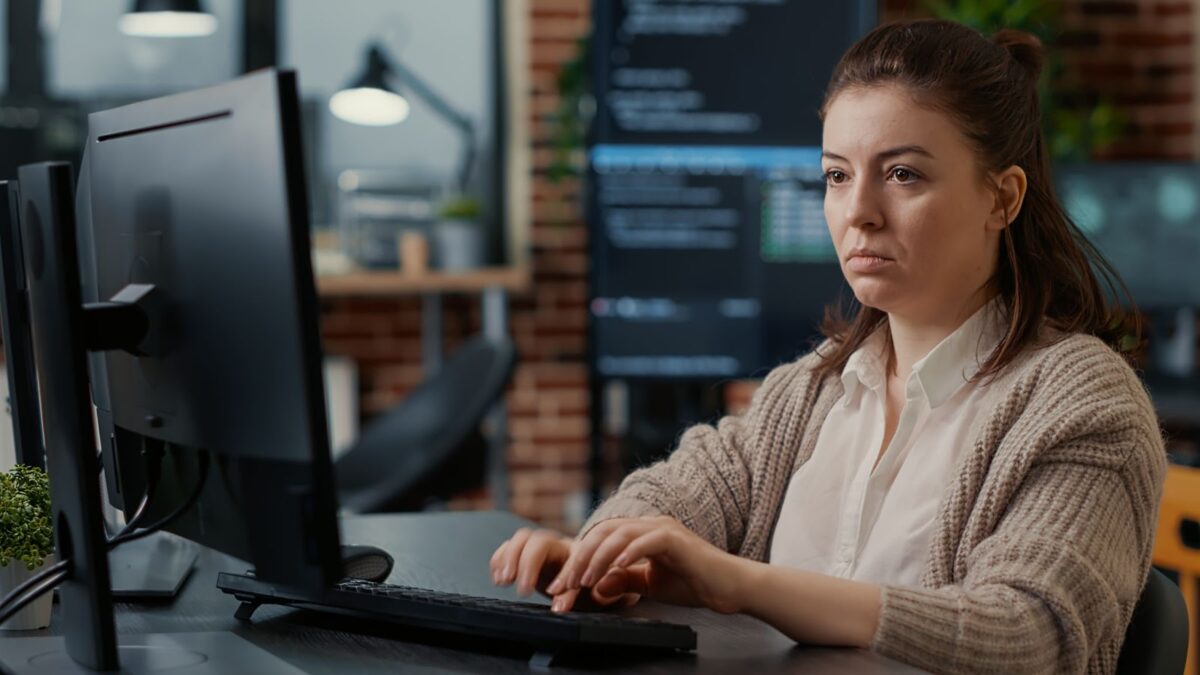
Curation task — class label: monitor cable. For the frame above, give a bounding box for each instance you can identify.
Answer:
[0,448,208,626]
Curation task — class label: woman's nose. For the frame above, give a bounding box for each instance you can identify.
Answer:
[842,181,884,230]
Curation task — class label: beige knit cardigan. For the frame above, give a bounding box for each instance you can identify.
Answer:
[581,332,1167,674]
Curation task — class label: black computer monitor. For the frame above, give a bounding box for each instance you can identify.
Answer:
[11,161,119,670]
[0,180,46,470]
[1054,162,1200,311]
[1,70,342,673]
[78,69,342,594]
[586,1,872,379]
[1054,162,1200,377]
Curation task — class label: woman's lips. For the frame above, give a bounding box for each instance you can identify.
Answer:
[846,255,894,273]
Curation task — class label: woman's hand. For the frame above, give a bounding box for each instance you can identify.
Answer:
[545,516,748,614]
[489,527,640,611]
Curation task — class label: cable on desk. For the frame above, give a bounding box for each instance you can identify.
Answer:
[0,566,70,626]
[110,438,165,537]
[0,447,208,625]
[107,448,208,548]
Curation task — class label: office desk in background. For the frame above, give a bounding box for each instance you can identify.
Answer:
[316,264,530,510]
[1,512,924,674]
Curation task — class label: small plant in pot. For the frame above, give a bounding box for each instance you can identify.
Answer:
[0,464,55,630]
[433,194,485,271]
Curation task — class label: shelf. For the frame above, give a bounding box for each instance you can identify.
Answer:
[316,266,531,297]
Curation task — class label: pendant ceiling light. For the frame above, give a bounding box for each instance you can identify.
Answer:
[119,0,219,38]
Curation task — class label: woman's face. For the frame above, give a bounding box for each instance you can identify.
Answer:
[821,85,1010,324]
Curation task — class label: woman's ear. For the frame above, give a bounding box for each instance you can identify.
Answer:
[989,165,1028,231]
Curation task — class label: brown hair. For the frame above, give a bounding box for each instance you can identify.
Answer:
[810,19,1139,382]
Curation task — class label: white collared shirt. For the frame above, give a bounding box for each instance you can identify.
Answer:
[768,300,1007,585]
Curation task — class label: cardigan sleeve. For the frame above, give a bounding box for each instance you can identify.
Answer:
[869,352,1167,674]
[578,357,809,552]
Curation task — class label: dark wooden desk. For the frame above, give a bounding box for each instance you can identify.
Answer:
[6,512,924,674]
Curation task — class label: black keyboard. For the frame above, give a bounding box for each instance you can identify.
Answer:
[216,572,697,658]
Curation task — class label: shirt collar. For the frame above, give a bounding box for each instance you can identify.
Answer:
[839,297,1007,409]
[910,297,1007,408]
[840,328,887,405]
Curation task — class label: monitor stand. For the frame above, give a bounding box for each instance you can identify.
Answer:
[101,472,198,600]
[1155,306,1196,378]
[108,532,198,600]
[0,633,305,674]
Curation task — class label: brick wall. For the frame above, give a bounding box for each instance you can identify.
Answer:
[322,0,594,534]
[882,0,1198,160]
[325,0,1198,530]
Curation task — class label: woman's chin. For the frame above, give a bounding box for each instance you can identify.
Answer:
[850,286,900,313]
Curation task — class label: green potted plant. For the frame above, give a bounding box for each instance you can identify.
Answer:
[923,0,1125,161]
[0,464,55,631]
[432,194,485,271]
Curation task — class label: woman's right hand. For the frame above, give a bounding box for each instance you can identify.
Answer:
[490,527,640,612]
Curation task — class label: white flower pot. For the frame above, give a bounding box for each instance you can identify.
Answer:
[432,219,485,271]
[0,554,55,631]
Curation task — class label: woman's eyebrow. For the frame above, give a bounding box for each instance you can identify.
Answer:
[821,145,936,162]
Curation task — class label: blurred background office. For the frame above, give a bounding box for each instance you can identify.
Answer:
[0,0,1197,568]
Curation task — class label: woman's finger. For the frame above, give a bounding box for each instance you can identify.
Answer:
[549,520,638,594]
[613,529,673,569]
[489,539,507,581]
[594,564,649,599]
[497,528,533,585]
[516,533,556,596]
[579,527,641,588]
[550,587,580,613]
[546,520,615,594]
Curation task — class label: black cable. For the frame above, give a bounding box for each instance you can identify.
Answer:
[0,559,69,617]
[0,446,203,622]
[107,449,208,548]
[0,568,68,627]
[101,436,163,539]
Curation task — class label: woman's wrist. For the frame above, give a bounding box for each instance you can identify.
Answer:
[731,561,882,648]
[724,554,768,615]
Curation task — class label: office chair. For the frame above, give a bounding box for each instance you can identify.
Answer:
[1115,567,1189,675]
[336,335,516,513]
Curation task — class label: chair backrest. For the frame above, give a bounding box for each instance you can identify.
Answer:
[1153,464,1200,675]
[1116,567,1189,675]
[335,335,516,513]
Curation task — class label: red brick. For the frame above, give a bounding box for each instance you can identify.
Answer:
[1076,61,1137,79]
[531,363,588,388]
[1153,3,1192,16]
[530,0,589,16]
[1109,31,1192,48]
[724,379,761,415]
[530,42,583,68]
[1057,30,1103,48]
[1079,1,1140,16]
[1144,121,1195,136]
[1110,91,1193,105]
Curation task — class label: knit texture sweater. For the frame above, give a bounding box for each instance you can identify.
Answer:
[581,332,1167,674]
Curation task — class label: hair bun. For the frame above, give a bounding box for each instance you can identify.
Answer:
[992,29,1044,81]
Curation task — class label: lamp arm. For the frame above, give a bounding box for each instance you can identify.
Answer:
[379,48,478,189]
[457,125,478,193]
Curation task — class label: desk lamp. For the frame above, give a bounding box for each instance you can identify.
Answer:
[330,42,477,191]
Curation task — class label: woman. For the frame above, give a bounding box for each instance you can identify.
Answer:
[491,19,1166,674]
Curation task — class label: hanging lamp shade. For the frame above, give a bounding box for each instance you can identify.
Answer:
[329,45,411,127]
[119,0,219,38]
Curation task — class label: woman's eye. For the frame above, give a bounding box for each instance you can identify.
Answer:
[889,167,918,183]
[824,169,847,185]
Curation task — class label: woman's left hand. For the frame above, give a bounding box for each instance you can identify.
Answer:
[545,516,748,614]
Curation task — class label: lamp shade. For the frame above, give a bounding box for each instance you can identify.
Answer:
[119,0,218,38]
[330,45,412,127]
